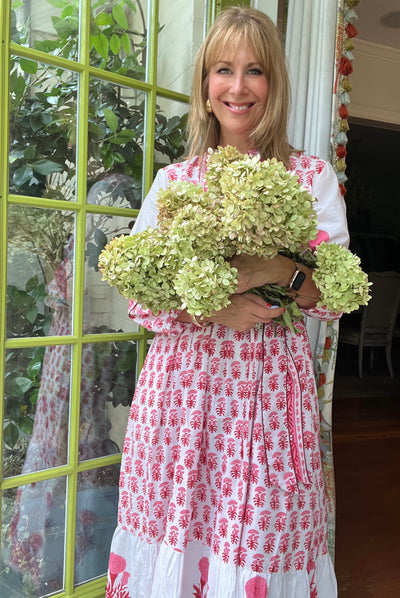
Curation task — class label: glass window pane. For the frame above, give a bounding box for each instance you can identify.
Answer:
[79,341,136,461]
[87,79,146,201]
[90,0,149,81]
[74,465,120,585]
[3,344,72,476]
[84,213,138,334]
[9,58,77,199]
[154,96,188,170]
[1,477,67,597]
[11,0,79,61]
[7,207,75,338]
[158,0,205,94]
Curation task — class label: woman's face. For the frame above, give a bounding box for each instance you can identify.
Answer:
[207,43,269,153]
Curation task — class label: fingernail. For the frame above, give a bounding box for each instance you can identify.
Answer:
[265,302,271,307]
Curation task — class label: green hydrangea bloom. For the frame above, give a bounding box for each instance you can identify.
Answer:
[98,146,371,326]
[215,155,318,258]
[312,242,371,313]
[98,231,181,313]
[156,181,208,231]
[174,256,238,317]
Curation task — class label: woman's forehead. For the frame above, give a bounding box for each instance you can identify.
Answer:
[210,36,260,65]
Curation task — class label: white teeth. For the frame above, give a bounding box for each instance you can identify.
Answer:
[228,103,251,111]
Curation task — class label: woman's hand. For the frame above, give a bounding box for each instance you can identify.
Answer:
[204,293,285,332]
[230,253,321,309]
[176,293,285,332]
[230,253,295,293]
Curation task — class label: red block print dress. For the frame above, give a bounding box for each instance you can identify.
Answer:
[106,153,349,598]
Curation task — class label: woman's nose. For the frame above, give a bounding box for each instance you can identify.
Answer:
[230,73,247,95]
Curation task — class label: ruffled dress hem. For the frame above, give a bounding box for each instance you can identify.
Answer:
[107,529,337,598]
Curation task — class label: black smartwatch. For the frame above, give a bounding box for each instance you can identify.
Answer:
[287,265,306,292]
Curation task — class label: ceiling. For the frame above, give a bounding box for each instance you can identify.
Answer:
[355,0,400,49]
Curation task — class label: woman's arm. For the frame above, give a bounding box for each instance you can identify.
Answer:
[176,292,286,332]
[230,253,320,309]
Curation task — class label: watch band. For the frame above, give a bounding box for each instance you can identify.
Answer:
[288,264,306,291]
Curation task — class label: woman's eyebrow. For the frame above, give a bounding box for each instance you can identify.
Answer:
[215,60,262,67]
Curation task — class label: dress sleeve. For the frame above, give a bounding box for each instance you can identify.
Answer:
[310,160,349,249]
[302,159,349,321]
[128,167,185,334]
[131,168,167,234]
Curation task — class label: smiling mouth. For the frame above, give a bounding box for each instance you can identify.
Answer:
[225,102,254,111]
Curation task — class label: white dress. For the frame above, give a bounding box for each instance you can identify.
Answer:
[105,153,349,598]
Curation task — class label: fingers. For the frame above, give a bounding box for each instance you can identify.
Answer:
[246,293,285,323]
[210,293,285,331]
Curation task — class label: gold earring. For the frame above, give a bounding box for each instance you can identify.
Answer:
[206,99,212,113]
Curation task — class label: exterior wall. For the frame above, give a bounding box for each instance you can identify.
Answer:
[349,38,400,126]
[157,0,205,95]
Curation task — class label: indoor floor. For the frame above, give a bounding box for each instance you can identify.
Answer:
[333,339,400,597]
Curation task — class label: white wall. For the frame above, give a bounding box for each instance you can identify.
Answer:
[349,39,400,126]
[157,0,205,95]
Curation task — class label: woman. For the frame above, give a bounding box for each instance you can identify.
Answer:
[106,7,348,598]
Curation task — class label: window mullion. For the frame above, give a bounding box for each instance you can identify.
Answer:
[63,0,92,594]
[0,0,11,509]
[143,0,158,196]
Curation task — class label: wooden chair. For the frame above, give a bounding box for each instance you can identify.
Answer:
[338,271,400,379]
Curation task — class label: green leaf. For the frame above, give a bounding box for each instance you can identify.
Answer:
[26,275,39,292]
[47,0,69,7]
[52,15,79,38]
[16,376,34,394]
[88,121,107,137]
[13,165,33,187]
[29,114,46,132]
[115,352,136,372]
[61,4,74,18]
[3,423,19,448]
[25,305,38,324]
[5,376,28,399]
[110,33,121,55]
[86,241,102,270]
[121,32,131,54]
[10,71,25,102]
[24,146,36,161]
[31,159,64,175]
[124,0,137,12]
[112,4,128,29]
[19,58,38,74]
[30,387,39,406]
[110,129,135,144]
[27,358,43,380]
[103,107,118,133]
[96,11,113,27]
[113,152,126,163]
[94,227,108,247]
[94,32,109,60]
[18,417,34,435]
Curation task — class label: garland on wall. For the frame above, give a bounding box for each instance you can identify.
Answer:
[332,0,360,197]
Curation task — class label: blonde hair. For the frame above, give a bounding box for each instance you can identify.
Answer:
[187,6,293,167]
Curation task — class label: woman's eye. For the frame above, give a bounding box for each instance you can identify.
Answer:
[217,67,231,74]
[248,68,263,75]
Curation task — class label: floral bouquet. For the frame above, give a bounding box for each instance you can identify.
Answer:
[98,146,370,331]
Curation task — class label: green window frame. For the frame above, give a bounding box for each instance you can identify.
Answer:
[0,1,209,597]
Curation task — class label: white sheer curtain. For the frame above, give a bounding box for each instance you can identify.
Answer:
[286,0,339,160]
[285,0,340,562]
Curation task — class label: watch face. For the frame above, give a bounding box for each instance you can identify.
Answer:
[291,270,306,291]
